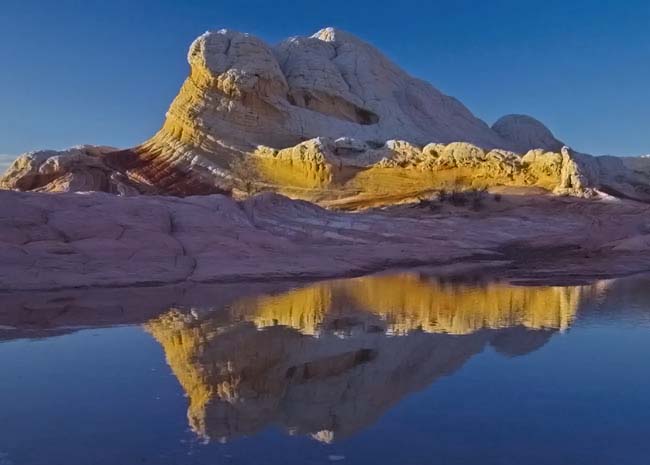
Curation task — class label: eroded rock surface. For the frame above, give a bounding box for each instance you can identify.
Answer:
[1,189,649,291]
[3,27,648,204]
[492,114,564,154]
[0,145,227,196]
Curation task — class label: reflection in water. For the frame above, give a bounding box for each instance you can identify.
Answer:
[231,274,588,334]
[145,273,606,444]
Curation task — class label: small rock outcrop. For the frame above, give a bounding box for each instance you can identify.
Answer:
[0,146,138,195]
[492,114,564,153]
[0,146,228,196]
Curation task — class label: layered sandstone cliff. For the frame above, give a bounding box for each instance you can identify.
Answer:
[2,27,649,205]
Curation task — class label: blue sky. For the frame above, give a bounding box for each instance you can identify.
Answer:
[0,0,648,157]
[0,155,12,172]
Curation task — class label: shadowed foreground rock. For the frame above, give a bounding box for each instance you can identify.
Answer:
[1,189,650,291]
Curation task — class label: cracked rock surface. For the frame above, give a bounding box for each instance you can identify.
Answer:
[1,189,649,291]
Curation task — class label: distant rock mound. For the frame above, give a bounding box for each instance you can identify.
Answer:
[0,146,137,195]
[0,145,227,196]
[492,114,564,153]
[1,27,649,205]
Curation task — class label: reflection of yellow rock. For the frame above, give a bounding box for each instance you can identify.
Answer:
[147,313,490,443]
[145,273,599,443]
[232,274,584,336]
[145,310,215,425]
[234,284,333,335]
[342,275,582,334]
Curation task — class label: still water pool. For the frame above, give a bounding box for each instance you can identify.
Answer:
[1,272,649,464]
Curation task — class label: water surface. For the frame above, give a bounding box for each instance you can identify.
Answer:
[1,273,649,465]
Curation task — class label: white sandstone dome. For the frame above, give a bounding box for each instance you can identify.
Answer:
[492,114,564,153]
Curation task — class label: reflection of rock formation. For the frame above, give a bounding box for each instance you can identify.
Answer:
[149,318,497,443]
[232,274,584,335]
[145,273,594,443]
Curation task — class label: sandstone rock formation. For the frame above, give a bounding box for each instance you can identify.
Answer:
[0,146,137,194]
[492,114,564,154]
[0,145,226,196]
[166,27,510,150]
[0,27,649,293]
[1,188,650,292]
[3,27,649,204]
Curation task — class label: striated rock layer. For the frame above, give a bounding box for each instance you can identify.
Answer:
[2,27,650,204]
[2,188,650,291]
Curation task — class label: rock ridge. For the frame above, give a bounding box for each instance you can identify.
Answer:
[6,27,649,203]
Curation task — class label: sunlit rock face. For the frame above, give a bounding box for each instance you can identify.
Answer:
[4,27,650,204]
[249,139,602,204]
[146,273,599,443]
[155,27,510,154]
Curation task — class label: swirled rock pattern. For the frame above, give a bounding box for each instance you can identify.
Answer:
[2,27,649,204]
